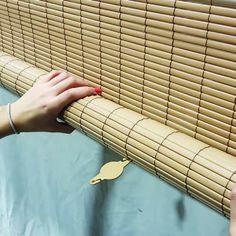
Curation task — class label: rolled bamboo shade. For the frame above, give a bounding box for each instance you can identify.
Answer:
[0,0,235,156]
[0,0,235,217]
[0,51,235,218]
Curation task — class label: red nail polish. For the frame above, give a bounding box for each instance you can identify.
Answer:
[94,87,102,94]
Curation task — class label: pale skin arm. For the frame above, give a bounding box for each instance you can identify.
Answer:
[0,71,101,138]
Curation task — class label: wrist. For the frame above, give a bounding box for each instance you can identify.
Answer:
[10,102,26,133]
[0,105,14,138]
[7,103,20,134]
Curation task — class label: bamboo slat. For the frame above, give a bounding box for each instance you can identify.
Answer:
[0,0,236,217]
[0,52,235,217]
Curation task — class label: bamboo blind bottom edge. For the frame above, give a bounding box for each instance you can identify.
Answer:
[0,51,235,218]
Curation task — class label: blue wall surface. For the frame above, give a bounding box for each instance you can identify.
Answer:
[0,87,229,236]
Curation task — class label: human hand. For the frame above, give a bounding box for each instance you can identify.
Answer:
[10,71,101,133]
[230,184,236,236]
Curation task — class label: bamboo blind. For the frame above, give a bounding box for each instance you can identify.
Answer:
[0,0,235,156]
[0,51,236,217]
[0,0,235,217]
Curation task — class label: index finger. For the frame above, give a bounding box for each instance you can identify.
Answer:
[37,70,61,83]
[53,86,101,110]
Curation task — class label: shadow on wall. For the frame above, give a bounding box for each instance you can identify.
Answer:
[87,146,122,236]
[175,192,186,229]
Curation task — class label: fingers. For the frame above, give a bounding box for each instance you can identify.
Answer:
[37,70,61,83]
[54,86,101,109]
[49,71,70,86]
[53,76,89,95]
[36,71,89,92]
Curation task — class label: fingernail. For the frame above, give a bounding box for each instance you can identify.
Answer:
[94,87,102,94]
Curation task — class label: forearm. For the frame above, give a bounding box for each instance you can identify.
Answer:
[0,71,100,137]
[0,105,14,138]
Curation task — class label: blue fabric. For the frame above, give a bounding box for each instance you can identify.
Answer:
[0,87,229,236]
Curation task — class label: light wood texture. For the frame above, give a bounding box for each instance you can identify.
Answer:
[0,52,235,218]
[0,0,235,217]
[0,0,235,155]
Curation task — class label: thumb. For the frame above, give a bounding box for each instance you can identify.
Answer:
[230,184,236,236]
[52,122,75,134]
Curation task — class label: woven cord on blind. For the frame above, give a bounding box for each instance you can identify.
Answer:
[0,51,235,217]
[0,0,235,155]
[0,0,236,217]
